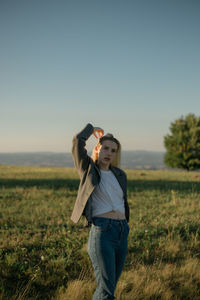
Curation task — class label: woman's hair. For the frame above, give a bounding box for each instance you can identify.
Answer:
[91,133,121,168]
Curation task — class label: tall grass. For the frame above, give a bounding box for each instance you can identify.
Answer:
[0,166,200,299]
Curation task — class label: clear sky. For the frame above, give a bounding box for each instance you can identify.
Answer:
[1,0,200,153]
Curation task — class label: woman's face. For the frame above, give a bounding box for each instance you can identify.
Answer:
[97,140,118,170]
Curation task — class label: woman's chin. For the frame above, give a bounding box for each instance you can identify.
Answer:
[98,160,111,170]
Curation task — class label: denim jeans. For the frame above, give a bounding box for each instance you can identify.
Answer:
[88,217,129,300]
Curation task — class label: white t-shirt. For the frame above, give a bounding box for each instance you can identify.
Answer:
[91,169,125,217]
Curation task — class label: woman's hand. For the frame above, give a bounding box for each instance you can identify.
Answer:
[93,127,104,139]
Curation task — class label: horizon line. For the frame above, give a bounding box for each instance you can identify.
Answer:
[0,150,166,154]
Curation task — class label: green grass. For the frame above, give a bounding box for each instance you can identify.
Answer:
[0,165,200,299]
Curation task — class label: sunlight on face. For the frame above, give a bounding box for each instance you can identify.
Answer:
[97,140,118,170]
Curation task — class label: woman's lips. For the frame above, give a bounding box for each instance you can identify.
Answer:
[104,157,110,161]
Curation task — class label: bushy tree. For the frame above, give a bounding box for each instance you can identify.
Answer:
[164,114,200,171]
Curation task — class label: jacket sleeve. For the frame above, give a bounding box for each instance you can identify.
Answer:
[72,123,94,176]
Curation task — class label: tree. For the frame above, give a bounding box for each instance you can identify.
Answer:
[164,114,200,171]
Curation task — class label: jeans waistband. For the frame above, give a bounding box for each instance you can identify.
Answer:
[92,216,127,225]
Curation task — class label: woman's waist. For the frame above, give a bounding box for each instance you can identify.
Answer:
[94,210,126,220]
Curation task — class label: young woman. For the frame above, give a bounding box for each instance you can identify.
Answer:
[71,123,130,300]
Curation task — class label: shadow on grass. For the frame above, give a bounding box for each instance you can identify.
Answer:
[0,178,199,193]
[0,178,80,190]
[128,179,200,193]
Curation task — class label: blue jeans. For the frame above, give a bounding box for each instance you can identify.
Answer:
[88,217,129,300]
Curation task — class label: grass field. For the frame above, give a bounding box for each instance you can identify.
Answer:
[0,165,200,300]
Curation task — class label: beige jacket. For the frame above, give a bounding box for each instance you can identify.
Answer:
[70,123,130,225]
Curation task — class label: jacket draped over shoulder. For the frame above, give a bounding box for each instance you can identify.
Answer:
[70,123,129,225]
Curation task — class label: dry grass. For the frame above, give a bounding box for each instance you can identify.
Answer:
[56,257,200,300]
[13,259,200,300]
[56,280,95,300]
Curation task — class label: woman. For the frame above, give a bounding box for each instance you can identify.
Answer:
[71,123,129,300]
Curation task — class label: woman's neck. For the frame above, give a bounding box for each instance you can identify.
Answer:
[98,162,110,171]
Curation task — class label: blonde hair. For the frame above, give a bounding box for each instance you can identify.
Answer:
[91,134,121,168]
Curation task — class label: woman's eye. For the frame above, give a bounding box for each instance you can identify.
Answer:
[112,149,116,153]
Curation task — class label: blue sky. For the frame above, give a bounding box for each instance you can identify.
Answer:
[1,0,200,152]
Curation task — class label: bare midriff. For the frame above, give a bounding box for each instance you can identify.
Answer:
[95,210,126,220]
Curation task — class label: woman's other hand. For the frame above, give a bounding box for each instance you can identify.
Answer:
[93,127,104,139]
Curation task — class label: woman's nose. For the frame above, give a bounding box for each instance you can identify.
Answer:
[108,150,112,156]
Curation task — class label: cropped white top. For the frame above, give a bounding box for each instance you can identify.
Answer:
[91,169,125,217]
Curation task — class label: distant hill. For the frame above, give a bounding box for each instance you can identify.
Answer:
[121,150,166,169]
[0,151,166,169]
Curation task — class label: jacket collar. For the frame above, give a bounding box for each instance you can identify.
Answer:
[110,165,122,176]
[94,163,122,177]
